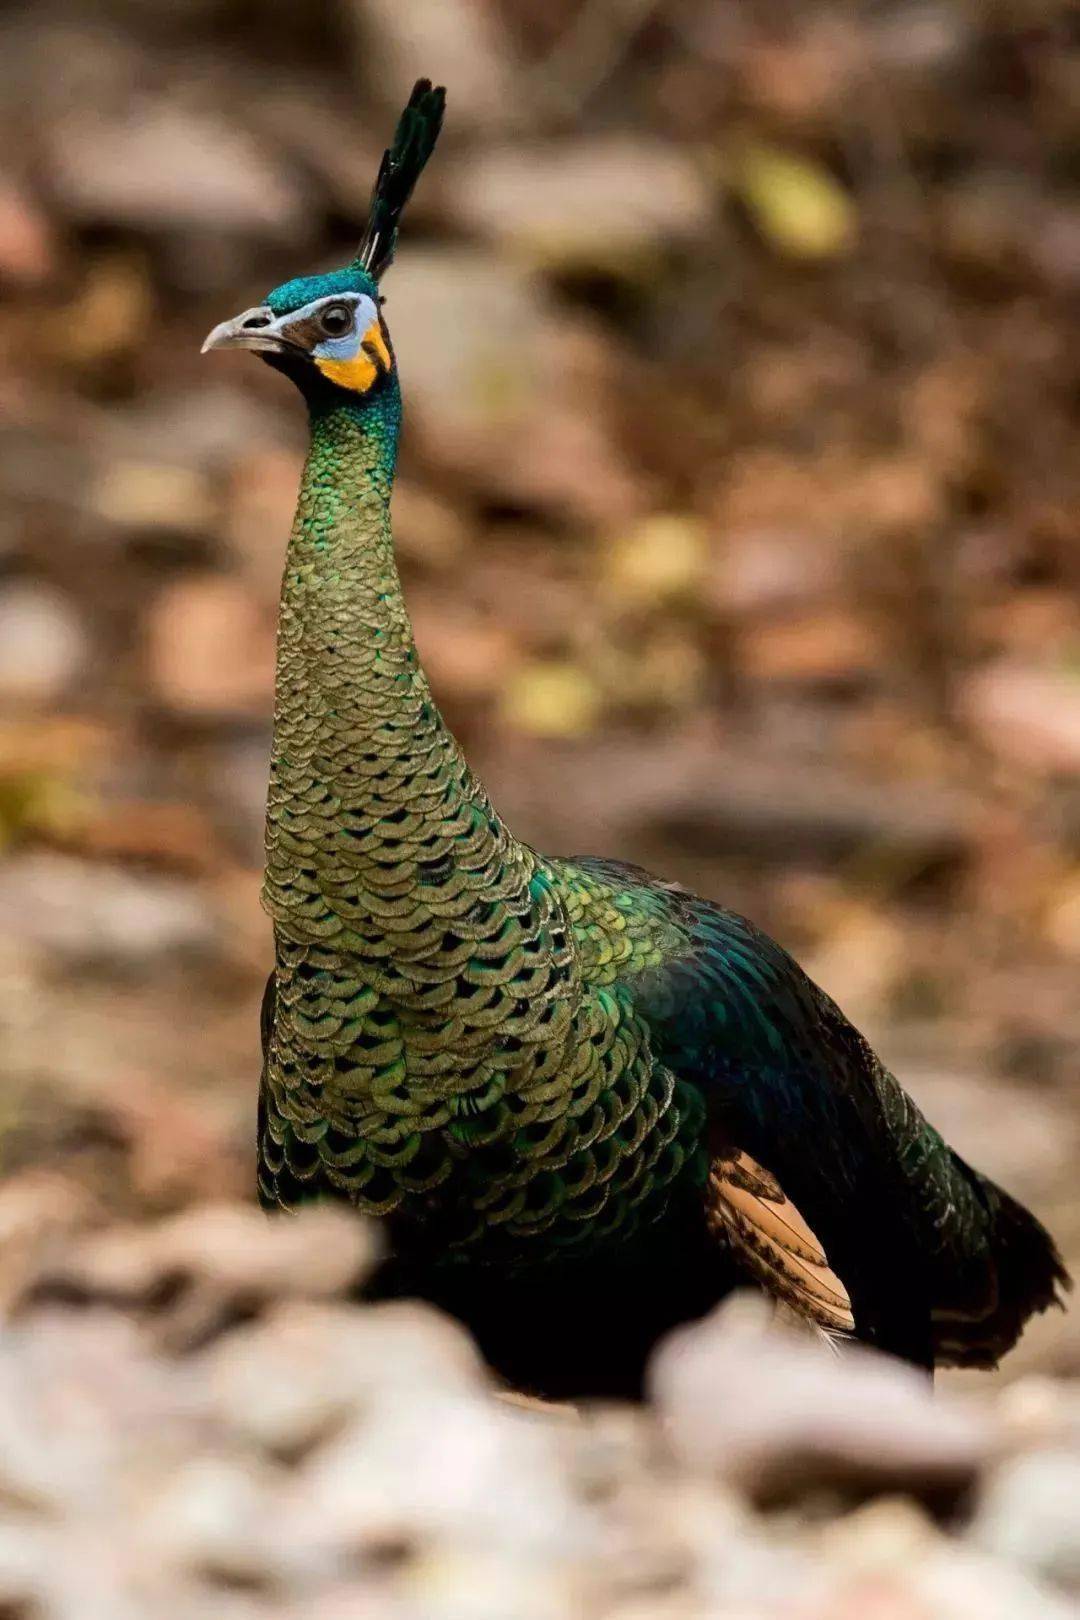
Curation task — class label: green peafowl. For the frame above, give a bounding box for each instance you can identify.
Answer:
[204,80,1069,1397]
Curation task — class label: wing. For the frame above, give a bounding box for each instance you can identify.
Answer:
[565,857,1066,1367]
[706,1144,853,1334]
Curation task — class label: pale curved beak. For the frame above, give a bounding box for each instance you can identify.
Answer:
[201,305,290,356]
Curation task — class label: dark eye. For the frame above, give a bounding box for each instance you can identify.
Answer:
[319,303,353,338]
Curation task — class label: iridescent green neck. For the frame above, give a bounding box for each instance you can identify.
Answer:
[282,383,403,638]
[262,384,514,949]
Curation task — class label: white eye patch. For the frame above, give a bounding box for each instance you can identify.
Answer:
[278,293,380,360]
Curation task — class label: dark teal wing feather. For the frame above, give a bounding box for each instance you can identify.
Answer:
[568,856,1069,1367]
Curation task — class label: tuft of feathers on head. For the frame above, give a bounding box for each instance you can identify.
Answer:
[354,79,446,284]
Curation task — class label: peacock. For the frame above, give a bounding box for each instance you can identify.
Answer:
[203,80,1068,1397]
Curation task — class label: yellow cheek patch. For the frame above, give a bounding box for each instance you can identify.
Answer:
[313,321,391,395]
[363,319,392,373]
[315,351,378,394]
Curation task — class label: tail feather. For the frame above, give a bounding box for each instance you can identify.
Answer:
[930,1155,1070,1368]
[867,1057,1069,1368]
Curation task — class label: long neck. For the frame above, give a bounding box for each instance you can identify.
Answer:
[263,386,516,953]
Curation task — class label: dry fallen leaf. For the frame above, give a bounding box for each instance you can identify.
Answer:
[605,515,710,607]
[500,660,603,737]
[735,142,857,260]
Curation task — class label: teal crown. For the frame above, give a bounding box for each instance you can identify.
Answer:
[266,266,379,319]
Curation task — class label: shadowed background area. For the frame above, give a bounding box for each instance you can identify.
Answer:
[0,0,1077,1398]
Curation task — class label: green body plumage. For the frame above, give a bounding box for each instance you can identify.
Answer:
[255,387,1066,1378]
[201,79,1067,1393]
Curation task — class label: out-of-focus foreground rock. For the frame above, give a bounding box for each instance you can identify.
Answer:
[0,1203,1076,1620]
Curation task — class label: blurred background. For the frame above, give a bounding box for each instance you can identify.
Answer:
[0,0,1077,1394]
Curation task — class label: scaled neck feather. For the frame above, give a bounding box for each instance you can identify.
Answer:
[263,388,518,950]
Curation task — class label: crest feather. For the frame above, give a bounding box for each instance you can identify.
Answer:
[355,78,446,283]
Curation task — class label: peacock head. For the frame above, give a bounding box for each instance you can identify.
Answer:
[204,265,392,399]
[201,79,445,405]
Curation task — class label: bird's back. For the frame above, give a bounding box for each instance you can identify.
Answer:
[546,853,1069,1370]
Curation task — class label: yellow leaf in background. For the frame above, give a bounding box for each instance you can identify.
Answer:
[606,515,709,606]
[0,772,90,849]
[736,144,856,260]
[501,661,602,737]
